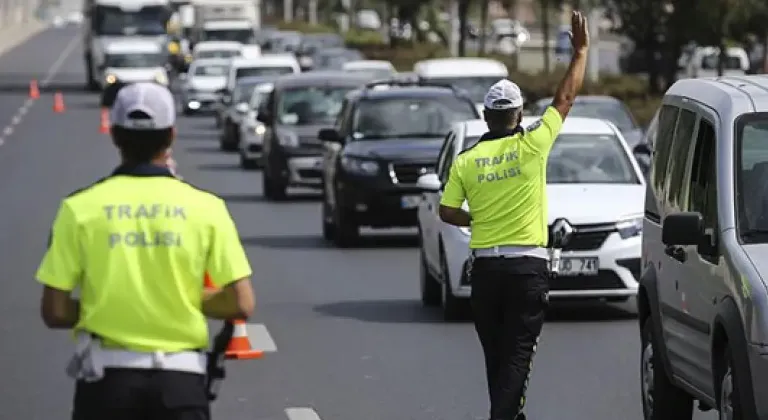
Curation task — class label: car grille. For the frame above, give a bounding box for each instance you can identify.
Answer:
[552,222,615,251]
[548,270,625,290]
[299,136,323,151]
[391,162,435,184]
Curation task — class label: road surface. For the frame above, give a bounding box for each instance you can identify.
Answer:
[0,27,713,420]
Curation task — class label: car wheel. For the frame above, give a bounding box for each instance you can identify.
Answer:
[439,248,466,321]
[640,318,694,420]
[262,169,287,200]
[718,346,745,420]
[239,153,259,170]
[332,201,358,248]
[419,243,441,307]
[182,107,193,116]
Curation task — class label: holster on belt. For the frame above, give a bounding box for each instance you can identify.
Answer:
[205,321,234,401]
[66,333,105,382]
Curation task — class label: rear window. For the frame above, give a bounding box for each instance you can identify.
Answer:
[236,66,294,78]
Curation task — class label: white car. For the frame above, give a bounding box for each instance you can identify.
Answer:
[224,54,300,93]
[192,41,243,60]
[417,117,645,320]
[180,58,230,114]
[238,83,274,169]
[101,40,169,89]
[342,60,396,79]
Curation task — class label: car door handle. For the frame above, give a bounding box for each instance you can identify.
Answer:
[664,246,687,263]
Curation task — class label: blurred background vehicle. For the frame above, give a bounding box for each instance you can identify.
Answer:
[341,60,396,79]
[180,57,230,115]
[414,57,508,114]
[310,47,364,71]
[239,82,275,169]
[220,76,276,151]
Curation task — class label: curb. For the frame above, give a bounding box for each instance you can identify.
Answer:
[0,21,49,57]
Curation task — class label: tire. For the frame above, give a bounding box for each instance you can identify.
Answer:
[220,122,238,151]
[262,170,287,200]
[321,192,335,241]
[440,249,466,321]
[419,245,441,307]
[332,203,359,248]
[718,346,743,420]
[640,319,694,420]
[239,153,258,170]
[85,55,99,91]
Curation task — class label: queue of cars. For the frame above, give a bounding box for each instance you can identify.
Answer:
[177,30,650,324]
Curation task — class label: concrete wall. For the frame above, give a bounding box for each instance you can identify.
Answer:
[0,0,39,30]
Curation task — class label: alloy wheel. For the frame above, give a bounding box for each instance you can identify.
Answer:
[641,341,655,417]
[719,368,734,420]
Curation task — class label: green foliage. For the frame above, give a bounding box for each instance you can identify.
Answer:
[344,29,386,47]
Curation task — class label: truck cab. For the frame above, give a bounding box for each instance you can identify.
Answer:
[83,0,172,90]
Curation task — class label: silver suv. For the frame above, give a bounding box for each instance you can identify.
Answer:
[638,76,768,420]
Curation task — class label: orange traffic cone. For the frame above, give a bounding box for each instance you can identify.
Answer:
[29,80,39,99]
[202,273,263,360]
[53,92,65,113]
[225,320,263,360]
[99,108,110,133]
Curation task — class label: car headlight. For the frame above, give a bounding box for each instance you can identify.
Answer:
[340,156,379,175]
[105,74,117,84]
[254,124,266,135]
[277,131,298,147]
[616,214,643,239]
[154,71,168,85]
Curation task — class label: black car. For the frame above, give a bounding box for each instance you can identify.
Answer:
[256,71,374,199]
[318,80,481,247]
[219,76,275,151]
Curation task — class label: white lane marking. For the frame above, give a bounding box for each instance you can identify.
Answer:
[41,35,80,86]
[285,408,322,420]
[0,33,79,147]
[246,323,277,352]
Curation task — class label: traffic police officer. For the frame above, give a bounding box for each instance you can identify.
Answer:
[37,82,256,420]
[438,11,589,420]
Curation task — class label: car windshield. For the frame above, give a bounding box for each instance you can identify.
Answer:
[193,64,227,76]
[196,50,239,59]
[547,134,638,183]
[276,86,354,125]
[105,53,164,68]
[203,29,254,43]
[422,76,502,103]
[236,66,294,78]
[353,97,478,139]
[536,100,636,130]
[737,118,768,234]
[701,53,742,70]
[314,50,364,69]
[93,6,168,36]
[249,87,271,108]
[233,83,261,103]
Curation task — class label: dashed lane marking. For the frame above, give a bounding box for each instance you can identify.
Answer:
[0,34,79,147]
[285,407,323,420]
[246,323,278,352]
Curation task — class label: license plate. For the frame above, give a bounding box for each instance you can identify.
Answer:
[401,195,421,208]
[559,257,599,275]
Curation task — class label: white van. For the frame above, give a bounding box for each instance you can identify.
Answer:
[225,54,300,92]
[414,57,509,114]
[192,41,243,60]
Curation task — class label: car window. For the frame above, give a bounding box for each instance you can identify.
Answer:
[439,140,456,184]
[193,64,228,76]
[276,86,355,126]
[351,97,478,139]
[547,133,639,184]
[236,66,294,79]
[665,109,697,210]
[436,132,455,181]
[233,83,260,103]
[688,119,717,232]
[651,105,680,194]
[736,115,768,236]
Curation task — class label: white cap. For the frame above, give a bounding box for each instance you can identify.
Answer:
[110,82,176,130]
[483,79,524,110]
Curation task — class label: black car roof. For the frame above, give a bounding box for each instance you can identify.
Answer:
[348,85,466,101]
[273,71,372,88]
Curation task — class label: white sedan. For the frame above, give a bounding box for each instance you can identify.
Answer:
[417,117,645,320]
[238,82,273,169]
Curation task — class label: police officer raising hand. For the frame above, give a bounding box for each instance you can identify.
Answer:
[37,82,255,420]
[437,10,589,420]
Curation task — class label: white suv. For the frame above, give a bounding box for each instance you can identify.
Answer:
[417,117,646,320]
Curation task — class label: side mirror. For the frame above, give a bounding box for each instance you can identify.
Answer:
[633,143,651,156]
[318,128,341,142]
[662,212,703,246]
[235,102,249,113]
[416,173,440,192]
[255,111,271,123]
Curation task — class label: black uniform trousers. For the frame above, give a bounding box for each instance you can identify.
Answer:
[469,255,550,420]
[72,368,210,420]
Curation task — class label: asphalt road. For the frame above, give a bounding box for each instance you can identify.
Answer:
[0,27,715,420]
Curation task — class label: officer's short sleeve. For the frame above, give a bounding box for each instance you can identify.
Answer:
[523,106,563,153]
[440,158,465,208]
[206,199,252,288]
[36,201,82,291]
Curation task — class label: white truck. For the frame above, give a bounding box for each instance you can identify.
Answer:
[189,0,260,46]
[83,0,173,90]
